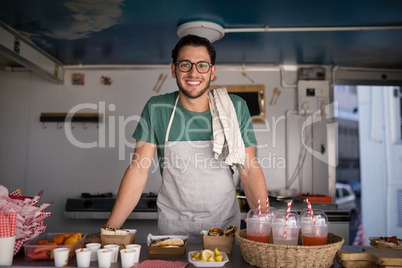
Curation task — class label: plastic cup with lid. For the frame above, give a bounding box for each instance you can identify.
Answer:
[245,207,275,243]
[272,209,300,245]
[300,209,329,246]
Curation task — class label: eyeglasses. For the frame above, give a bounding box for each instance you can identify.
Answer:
[175,60,213,74]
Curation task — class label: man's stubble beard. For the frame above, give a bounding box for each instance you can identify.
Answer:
[176,71,212,99]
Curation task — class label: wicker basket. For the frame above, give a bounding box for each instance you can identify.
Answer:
[236,229,344,268]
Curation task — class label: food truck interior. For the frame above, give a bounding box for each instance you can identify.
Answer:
[1,0,402,246]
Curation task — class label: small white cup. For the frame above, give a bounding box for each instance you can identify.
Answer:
[120,248,136,268]
[125,244,141,263]
[75,248,92,267]
[53,248,70,267]
[85,242,101,262]
[0,236,16,266]
[103,244,120,263]
[97,248,113,268]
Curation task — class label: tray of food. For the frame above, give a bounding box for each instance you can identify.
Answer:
[369,236,402,249]
[24,232,86,261]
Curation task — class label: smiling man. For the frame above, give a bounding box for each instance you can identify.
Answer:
[106,34,268,242]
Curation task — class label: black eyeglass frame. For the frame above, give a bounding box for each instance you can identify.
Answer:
[175,60,213,74]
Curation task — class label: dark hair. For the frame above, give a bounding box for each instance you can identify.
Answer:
[171,34,216,65]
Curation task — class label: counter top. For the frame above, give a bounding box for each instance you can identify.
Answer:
[64,211,247,220]
[64,210,349,222]
[6,243,361,268]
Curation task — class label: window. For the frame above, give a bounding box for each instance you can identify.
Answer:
[209,85,266,123]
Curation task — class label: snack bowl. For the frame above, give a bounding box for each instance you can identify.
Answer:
[188,251,229,267]
[24,232,87,261]
[201,230,234,254]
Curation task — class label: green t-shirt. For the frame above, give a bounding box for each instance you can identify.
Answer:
[133,91,257,174]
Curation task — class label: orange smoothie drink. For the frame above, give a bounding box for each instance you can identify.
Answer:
[300,209,329,246]
[302,234,328,246]
[247,234,270,243]
[245,208,274,244]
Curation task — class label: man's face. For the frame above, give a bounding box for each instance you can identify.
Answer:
[171,45,216,99]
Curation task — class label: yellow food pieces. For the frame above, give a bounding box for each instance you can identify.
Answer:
[64,236,78,245]
[192,248,224,262]
[214,248,221,257]
[49,233,82,246]
[52,234,65,245]
[191,251,201,259]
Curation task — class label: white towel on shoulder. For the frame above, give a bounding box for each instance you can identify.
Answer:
[208,87,246,170]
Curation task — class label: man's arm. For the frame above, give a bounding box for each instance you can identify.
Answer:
[106,140,156,228]
[238,146,268,210]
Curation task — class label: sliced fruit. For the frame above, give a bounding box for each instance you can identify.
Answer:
[215,255,223,262]
[208,256,215,262]
[201,249,215,261]
[213,248,221,256]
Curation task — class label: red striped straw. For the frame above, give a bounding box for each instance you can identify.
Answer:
[283,200,293,239]
[306,199,318,234]
[266,197,269,214]
[306,199,316,225]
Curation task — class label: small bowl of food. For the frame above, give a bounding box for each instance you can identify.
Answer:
[201,226,237,254]
[188,248,229,267]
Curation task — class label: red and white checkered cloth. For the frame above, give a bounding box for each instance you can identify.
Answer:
[0,211,17,237]
[0,186,52,255]
[136,260,189,268]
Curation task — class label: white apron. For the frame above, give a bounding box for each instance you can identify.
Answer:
[157,96,240,243]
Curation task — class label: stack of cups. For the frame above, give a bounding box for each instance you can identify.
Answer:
[245,207,275,243]
[300,209,329,246]
[272,209,300,245]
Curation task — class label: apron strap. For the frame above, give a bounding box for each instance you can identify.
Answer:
[165,95,180,142]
